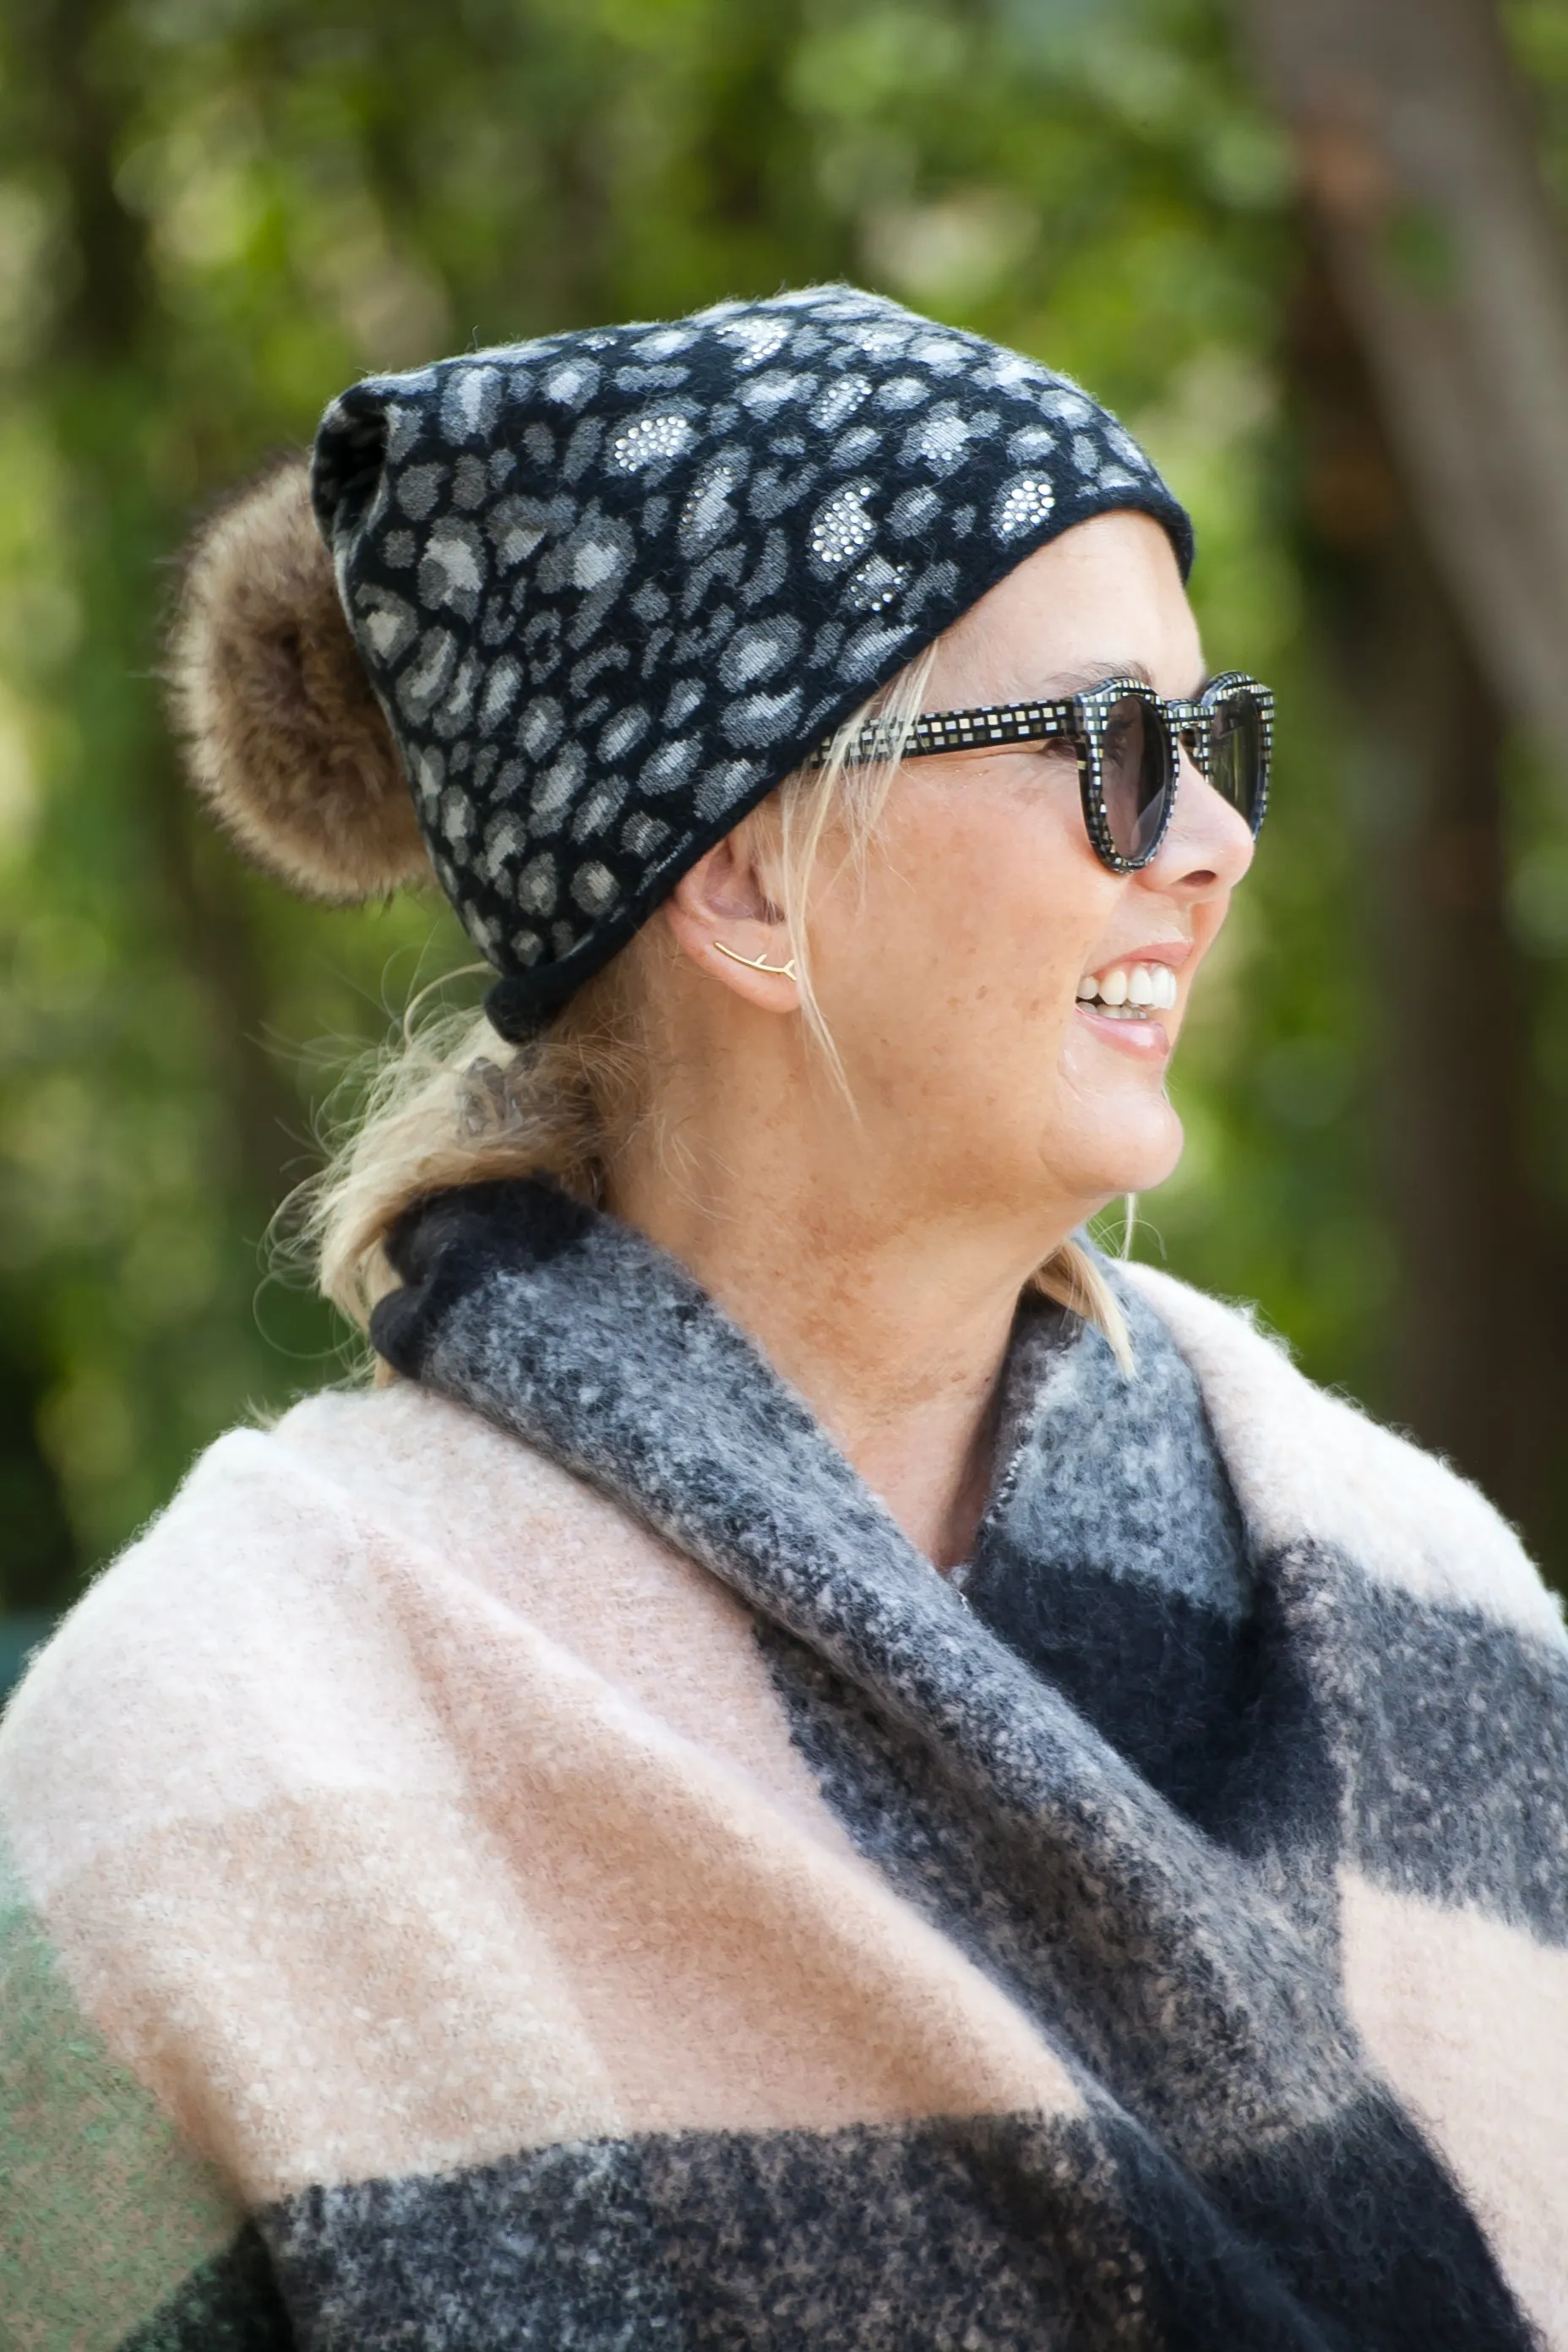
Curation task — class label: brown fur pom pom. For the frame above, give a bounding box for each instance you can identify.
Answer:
[168,456,431,902]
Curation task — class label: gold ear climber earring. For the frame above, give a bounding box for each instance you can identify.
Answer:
[711,940,798,981]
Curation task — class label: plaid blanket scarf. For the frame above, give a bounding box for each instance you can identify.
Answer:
[3,1177,1567,2349]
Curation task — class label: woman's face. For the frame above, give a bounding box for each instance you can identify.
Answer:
[803,510,1255,1229]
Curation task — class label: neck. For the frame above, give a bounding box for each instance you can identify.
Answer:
[604,1027,1078,1569]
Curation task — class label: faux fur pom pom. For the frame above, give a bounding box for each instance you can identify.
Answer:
[168,457,431,902]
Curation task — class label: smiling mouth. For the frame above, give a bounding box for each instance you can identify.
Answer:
[1075,961,1179,1021]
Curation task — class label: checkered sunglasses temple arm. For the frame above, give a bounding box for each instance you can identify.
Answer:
[805,699,1087,767]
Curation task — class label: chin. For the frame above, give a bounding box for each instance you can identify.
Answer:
[1063,1101,1185,1206]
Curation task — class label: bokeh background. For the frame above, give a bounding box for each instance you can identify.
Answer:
[4,0,1568,1687]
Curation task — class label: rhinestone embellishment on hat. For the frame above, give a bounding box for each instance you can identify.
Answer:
[847,556,910,612]
[808,483,879,572]
[995,476,1056,538]
[610,414,695,471]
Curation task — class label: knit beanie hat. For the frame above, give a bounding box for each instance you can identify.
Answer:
[172,285,1192,1038]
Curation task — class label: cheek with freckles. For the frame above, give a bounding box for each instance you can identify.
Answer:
[905,782,1122,1050]
[819,784,1119,1139]
[810,776,1197,1209]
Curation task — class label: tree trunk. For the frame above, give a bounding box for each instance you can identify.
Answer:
[1289,257,1568,1555]
[1235,0,1568,766]
[1232,0,1568,1567]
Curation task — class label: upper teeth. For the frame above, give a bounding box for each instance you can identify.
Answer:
[1076,962,1179,1013]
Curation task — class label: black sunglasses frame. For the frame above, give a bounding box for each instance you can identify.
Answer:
[808,671,1274,874]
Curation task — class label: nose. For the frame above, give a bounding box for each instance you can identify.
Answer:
[1141,746,1255,900]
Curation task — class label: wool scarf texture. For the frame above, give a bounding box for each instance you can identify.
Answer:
[3,1178,1568,2348]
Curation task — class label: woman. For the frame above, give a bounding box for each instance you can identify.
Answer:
[3,285,1565,2350]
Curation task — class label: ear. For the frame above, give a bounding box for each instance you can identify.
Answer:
[661,828,799,1010]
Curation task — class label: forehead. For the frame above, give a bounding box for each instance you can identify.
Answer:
[927,512,1201,704]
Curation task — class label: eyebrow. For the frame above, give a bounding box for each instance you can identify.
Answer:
[1033,660,1211,701]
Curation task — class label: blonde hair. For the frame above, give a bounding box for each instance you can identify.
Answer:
[305,646,1132,1368]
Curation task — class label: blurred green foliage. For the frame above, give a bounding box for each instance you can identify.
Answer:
[1,0,1565,1611]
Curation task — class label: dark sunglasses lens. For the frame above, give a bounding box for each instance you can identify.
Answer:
[1206,689,1266,833]
[1100,694,1171,862]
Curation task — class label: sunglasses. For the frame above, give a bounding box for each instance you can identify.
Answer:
[813,672,1274,874]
